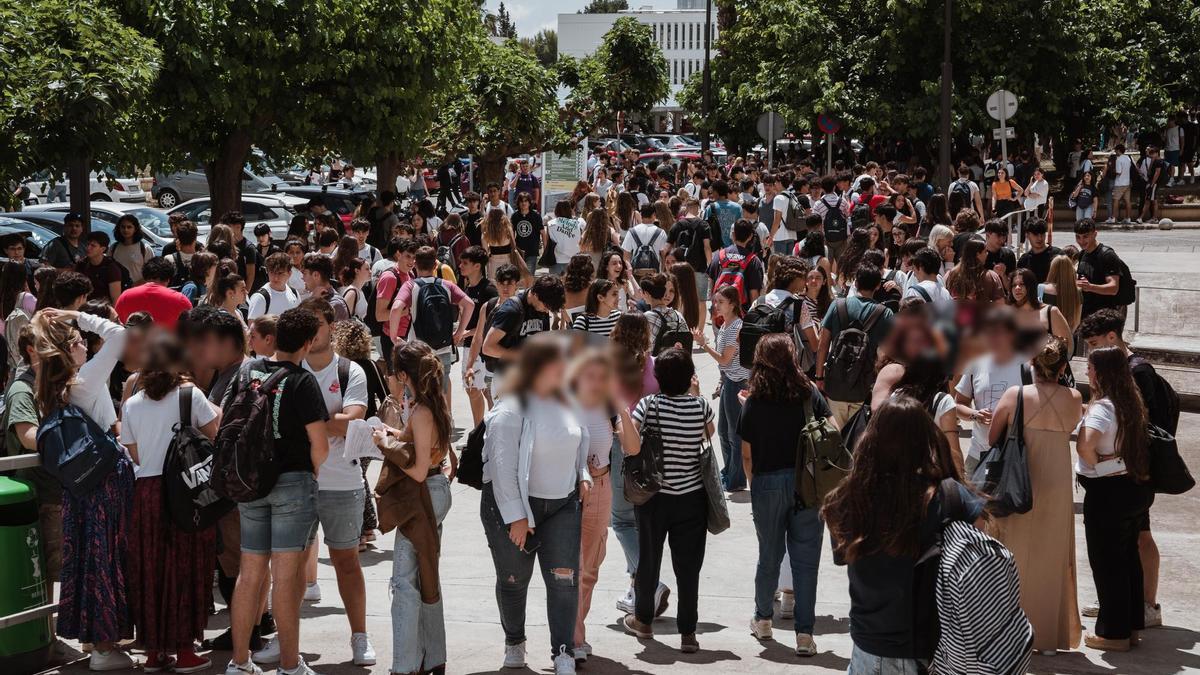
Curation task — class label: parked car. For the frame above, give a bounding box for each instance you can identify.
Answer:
[588,138,633,157]
[152,165,288,209]
[0,217,59,258]
[636,151,703,167]
[266,184,374,227]
[22,202,171,253]
[618,134,668,153]
[168,194,295,240]
[21,170,146,204]
[648,134,729,160]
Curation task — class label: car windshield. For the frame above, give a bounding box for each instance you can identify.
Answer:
[125,208,173,237]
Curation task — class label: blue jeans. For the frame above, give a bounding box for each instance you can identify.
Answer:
[609,435,638,576]
[750,469,824,634]
[1076,205,1095,222]
[390,474,452,672]
[847,644,922,674]
[772,239,794,254]
[550,262,567,276]
[523,253,540,277]
[718,376,748,491]
[481,483,581,657]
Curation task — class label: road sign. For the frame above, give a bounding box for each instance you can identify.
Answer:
[540,140,587,215]
[986,90,1018,121]
[992,127,1016,140]
[756,112,785,142]
[817,114,841,135]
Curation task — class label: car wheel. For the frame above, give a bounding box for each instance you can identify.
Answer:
[157,189,180,209]
[90,193,112,202]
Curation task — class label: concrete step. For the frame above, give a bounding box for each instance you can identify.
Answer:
[1071,332,1200,411]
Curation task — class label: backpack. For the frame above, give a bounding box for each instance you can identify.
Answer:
[674,218,703,262]
[363,267,402,337]
[169,251,190,289]
[457,418,486,490]
[651,308,693,357]
[162,385,234,531]
[822,299,887,402]
[629,229,664,275]
[1129,355,1180,435]
[212,364,291,503]
[410,277,455,350]
[822,197,849,243]
[982,161,999,181]
[950,179,973,206]
[36,404,123,498]
[875,270,902,313]
[738,298,793,368]
[794,395,851,510]
[710,248,756,327]
[784,192,807,232]
[253,285,297,316]
[930,516,1033,674]
[1105,245,1137,306]
[437,233,465,273]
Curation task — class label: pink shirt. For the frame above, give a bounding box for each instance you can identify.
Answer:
[376,267,410,339]
[390,276,467,340]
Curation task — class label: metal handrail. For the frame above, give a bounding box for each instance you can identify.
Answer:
[1130,284,1200,333]
[0,452,58,631]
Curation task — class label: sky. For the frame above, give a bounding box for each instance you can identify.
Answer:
[486,0,676,38]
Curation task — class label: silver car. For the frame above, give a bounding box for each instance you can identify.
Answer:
[168,194,296,240]
[22,202,171,253]
[152,166,287,209]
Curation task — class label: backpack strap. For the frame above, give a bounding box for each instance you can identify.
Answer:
[938,477,965,525]
[336,356,351,401]
[255,286,271,313]
[630,230,644,248]
[861,302,888,333]
[1020,363,1032,386]
[178,383,193,429]
[913,284,933,303]
[835,298,850,328]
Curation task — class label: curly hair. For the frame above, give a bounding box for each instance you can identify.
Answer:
[746,334,811,403]
[332,319,373,361]
[562,254,595,293]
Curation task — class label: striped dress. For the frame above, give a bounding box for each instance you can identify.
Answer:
[632,394,714,496]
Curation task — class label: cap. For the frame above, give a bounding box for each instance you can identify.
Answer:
[65,212,85,223]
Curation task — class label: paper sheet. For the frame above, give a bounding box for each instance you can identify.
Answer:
[344,416,385,461]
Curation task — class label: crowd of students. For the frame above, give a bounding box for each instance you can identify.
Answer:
[2,147,1182,675]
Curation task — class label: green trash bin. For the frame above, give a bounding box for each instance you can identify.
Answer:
[0,476,51,673]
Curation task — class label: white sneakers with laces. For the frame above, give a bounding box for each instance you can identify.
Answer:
[553,647,576,674]
[303,582,322,602]
[252,636,280,663]
[502,641,527,669]
[89,648,135,671]
[224,659,264,675]
[351,633,376,666]
[616,584,636,614]
[279,657,319,675]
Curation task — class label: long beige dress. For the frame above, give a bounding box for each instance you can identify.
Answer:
[991,389,1082,652]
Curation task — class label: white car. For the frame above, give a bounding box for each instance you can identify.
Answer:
[168,194,296,240]
[22,201,173,252]
[21,171,146,204]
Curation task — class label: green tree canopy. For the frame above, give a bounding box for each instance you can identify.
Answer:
[581,0,629,13]
[520,28,558,68]
[569,17,669,135]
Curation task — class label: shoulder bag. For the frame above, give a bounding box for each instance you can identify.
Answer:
[970,382,1033,516]
[623,395,665,506]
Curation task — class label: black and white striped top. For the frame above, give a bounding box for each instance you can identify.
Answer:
[632,394,714,496]
[571,310,621,337]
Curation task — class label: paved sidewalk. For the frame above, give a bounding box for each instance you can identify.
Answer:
[42,349,1200,675]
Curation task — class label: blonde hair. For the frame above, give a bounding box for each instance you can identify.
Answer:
[482,210,512,247]
[1046,255,1081,329]
[331,319,372,361]
[31,312,80,413]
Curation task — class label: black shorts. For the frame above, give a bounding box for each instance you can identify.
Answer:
[1140,493,1155,532]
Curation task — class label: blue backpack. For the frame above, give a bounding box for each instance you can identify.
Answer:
[36,404,123,497]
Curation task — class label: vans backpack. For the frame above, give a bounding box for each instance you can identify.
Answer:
[163,385,234,531]
[711,248,756,328]
[795,395,851,510]
[629,229,664,275]
[822,197,849,243]
[212,364,291,503]
[410,277,455,350]
[36,404,123,498]
[822,299,887,402]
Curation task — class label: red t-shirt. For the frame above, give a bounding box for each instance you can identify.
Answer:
[114,282,194,330]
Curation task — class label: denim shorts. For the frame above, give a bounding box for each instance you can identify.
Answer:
[318,487,367,550]
[239,471,319,554]
[694,271,711,301]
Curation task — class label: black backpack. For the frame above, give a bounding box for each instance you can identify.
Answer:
[363,267,402,337]
[1129,355,1180,435]
[651,308,693,357]
[823,299,887,402]
[169,251,190,289]
[163,385,234,531]
[1104,245,1138,306]
[950,179,973,206]
[629,229,664,274]
[457,419,486,490]
[674,218,703,262]
[738,299,793,368]
[212,364,291,503]
[253,285,297,316]
[822,197,849,243]
[410,278,455,349]
[875,270,902,313]
[36,404,122,498]
[437,233,465,274]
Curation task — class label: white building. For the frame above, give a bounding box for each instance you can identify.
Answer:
[557,6,716,130]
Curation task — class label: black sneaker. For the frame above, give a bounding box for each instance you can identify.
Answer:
[203,627,262,652]
[258,612,276,637]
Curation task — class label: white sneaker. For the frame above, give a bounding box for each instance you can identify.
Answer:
[750,617,773,640]
[795,633,818,657]
[225,660,264,675]
[503,641,526,669]
[303,582,321,602]
[616,584,636,614]
[1145,602,1162,628]
[1082,602,1100,618]
[572,647,588,662]
[654,582,671,617]
[278,657,319,675]
[252,636,280,663]
[553,648,576,674]
[351,633,376,666]
[89,648,135,671]
[779,590,795,620]
[1105,218,1116,224]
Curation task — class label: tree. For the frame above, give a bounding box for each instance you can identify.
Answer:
[580,0,629,13]
[113,0,359,218]
[569,17,669,135]
[0,0,158,215]
[520,28,558,67]
[324,0,482,191]
[496,2,517,38]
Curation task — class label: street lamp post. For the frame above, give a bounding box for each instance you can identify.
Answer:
[701,0,712,153]
[938,0,952,191]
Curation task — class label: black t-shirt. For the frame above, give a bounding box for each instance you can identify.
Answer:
[667,217,712,273]
[951,230,981,262]
[225,359,328,474]
[984,245,1017,278]
[737,387,832,474]
[75,256,124,300]
[486,292,549,370]
[1076,244,1121,316]
[1016,245,1062,284]
[511,210,544,257]
[463,211,484,247]
[234,237,261,280]
[463,276,499,339]
[253,243,282,290]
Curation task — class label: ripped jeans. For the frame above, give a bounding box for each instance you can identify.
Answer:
[481,483,581,659]
[390,474,452,673]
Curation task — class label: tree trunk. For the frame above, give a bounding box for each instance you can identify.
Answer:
[206,130,253,221]
[68,155,92,232]
[478,155,507,188]
[375,152,403,198]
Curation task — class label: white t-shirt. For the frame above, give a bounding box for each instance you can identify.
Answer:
[955,354,1025,459]
[771,193,796,242]
[287,267,308,298]
[526,396,583,499]
[1113,154,1133,187]
[1076,398,1123,477]
[1166,126,1183,152]
[579,405,613,471]
[487,200,514,217]
[547,216,584,264]
[305,354,369,491]
[357,242,382,266]
[341,285,368,319]
[1023,179,1049,211]
[621,223,667,258]
[120,385,219,479]
[248,284,300,320]
[903,278,955,318]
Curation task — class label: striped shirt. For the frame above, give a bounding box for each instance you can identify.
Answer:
[571,310,621,337]
[715,317,750,382]
[632,394,714,496]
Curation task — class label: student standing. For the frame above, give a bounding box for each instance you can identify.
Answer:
[571,279,622,337]
[692,286,751,491]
